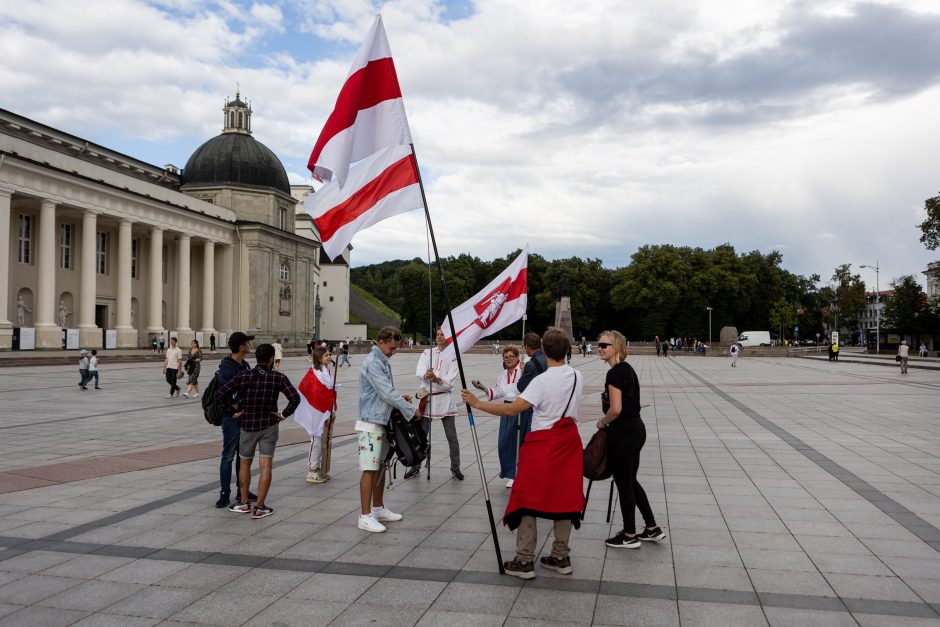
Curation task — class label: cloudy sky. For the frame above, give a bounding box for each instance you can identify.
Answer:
[2,0,939,289]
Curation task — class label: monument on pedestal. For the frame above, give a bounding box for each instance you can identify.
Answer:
[554,276,574,341]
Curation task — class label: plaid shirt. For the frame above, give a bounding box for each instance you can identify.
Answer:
[216,365,300,432]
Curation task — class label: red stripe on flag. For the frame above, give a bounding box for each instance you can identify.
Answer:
[313,154,419,244]
[298,369,335,413]
[307,57,404,173]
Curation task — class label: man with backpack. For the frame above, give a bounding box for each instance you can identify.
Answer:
[217,343,300,520]
[356,326,416,533]
[213,332,253,509]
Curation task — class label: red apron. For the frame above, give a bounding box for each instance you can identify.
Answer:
[503,417,585,530]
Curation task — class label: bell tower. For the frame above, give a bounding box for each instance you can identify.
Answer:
[222,88,252,135]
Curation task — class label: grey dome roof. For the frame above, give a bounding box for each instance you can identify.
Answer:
[181,133,290,194]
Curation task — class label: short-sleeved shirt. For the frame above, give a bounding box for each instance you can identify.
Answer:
[519,365,582,432]
[165,346,183,369]
[605,362,641,421]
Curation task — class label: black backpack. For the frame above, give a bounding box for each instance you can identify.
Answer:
[201,373,223,426]
[384,408,428,468]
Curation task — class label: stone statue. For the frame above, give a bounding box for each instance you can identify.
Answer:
[58,299,72,328]
[557,276,569,300]
[16,294,31,326]
[130,303,137,328]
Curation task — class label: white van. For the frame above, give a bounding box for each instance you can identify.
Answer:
[738,331,771,347]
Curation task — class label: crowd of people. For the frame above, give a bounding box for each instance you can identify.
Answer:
[199,324,666,580]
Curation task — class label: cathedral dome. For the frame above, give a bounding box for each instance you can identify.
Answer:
[181,133,290,194]
[180,92,291,195]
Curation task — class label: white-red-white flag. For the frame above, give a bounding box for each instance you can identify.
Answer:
[307,14,413,188]
[441,247,529,357]
[305,144,423,260]
[293,366,336,437]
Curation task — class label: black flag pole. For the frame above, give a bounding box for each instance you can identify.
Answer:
[409,143,505,575]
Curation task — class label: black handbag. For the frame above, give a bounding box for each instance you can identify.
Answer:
[583,428,613,480]
[384,408,429,468]
[895,354,902,362]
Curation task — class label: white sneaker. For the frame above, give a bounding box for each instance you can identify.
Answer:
[505,479,514,488]
[306,471,325,484]
[358,514,386,533]
[182,392,189,398]
[372,507,403,522]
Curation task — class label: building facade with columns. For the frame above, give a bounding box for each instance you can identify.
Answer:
[1,96,321,350]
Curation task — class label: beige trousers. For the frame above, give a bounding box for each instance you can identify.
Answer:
[515,515,572,562]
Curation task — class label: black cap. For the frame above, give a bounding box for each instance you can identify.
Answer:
[228,331,255,352]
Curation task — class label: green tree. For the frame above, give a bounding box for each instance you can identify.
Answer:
[881,275,927,336]
[768,298,797,341]
[917,191,940,250]
[830,264,866,333]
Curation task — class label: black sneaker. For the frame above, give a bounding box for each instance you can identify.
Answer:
[404,467,420,480]
[539,555,572,575]
[605,531,641,549]
[637,527,667,542]
[503,558,535,580]
[451,469,465,481]
[215,493,230,508]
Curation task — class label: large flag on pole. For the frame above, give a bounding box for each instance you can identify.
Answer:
[305,144,422,260]
[307,14,412,188]
[294,367,336,437]
[441,247,528,357]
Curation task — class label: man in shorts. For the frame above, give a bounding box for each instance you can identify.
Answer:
[216,343,300,519]
[356,326,416,533]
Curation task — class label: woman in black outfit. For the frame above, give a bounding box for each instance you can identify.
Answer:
[596,330,667,549]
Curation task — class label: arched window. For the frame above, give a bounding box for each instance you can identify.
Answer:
[279,262,290,282]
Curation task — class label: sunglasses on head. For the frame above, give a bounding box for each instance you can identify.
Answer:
[597,342,612,349]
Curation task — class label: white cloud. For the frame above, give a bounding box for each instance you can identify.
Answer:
[1,0,939,288]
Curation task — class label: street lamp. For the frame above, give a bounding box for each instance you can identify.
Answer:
[706,307,713,347]
[859,262,879,354]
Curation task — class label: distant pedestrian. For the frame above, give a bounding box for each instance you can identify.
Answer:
[918,342,927,358]
[78,350,90,390]
[597,330,666,549]
[162,337,183,398]
[654,335,661,357]
[210,333,216,353]
[832,342,839,362]
[272,338,284,371]
[159,335,165,354]
[729,343,739,367]
[88,350,101,389]
[182,340,203,398]
[898,340,910,374]
[217,343,300,520]
[151,336,158,353]
[662,340,669,357]
[340,341,351,367]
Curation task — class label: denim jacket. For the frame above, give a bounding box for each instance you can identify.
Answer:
[358,346,416,426]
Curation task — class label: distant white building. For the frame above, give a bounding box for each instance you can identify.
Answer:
[292,185,367,341]
[924,261,940,300]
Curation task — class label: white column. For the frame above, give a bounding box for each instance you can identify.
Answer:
[115,218,135,347]
[201,240,215,337]
[0,188,11,330]
[220,243,233,334]
[78,209,101,348]
[176,233,192,343]
[35,199,60,348]
[147,227,163,334]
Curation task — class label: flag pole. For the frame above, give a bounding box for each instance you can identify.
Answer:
[409,143,505,574]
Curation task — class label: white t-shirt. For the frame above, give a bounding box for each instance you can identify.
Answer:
[273,342,283,360]
[165,346,183,369]
[519,365,582,432]
[89,356,98,371]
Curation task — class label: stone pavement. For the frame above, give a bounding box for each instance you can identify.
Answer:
[0,352,938,626]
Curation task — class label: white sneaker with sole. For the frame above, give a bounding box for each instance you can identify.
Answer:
[306,470,326,484]
[505,479,514,488]
[358,514,386,533]
[372,507,403,522]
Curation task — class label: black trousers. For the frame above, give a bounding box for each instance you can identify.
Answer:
[609,420,656,534]
[165,368,180,394]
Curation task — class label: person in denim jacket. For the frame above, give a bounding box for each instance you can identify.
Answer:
[356,326,416,533]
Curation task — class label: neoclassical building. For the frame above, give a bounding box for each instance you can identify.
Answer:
[0,95,346,350]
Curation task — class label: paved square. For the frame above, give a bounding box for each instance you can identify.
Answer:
[0,351,938,625]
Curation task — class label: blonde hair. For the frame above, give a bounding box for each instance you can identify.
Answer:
[502,345,520,357]
[598,330,628,362]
